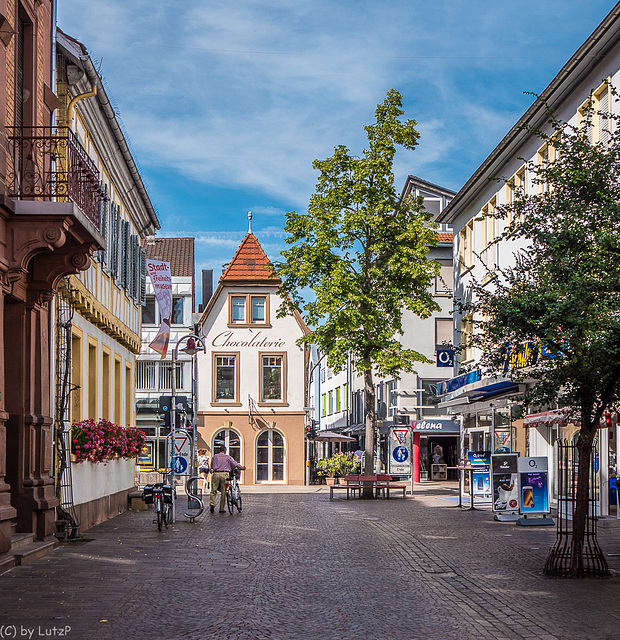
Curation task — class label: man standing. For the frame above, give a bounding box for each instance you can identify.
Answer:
[210,445,246,513]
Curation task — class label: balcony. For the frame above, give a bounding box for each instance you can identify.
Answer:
[7,126,106,229]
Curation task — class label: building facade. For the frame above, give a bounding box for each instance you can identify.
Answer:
[436,4,620,513]
[136,237,195,477]
[0,2,107,572]
[196,231,309,485]
[53,30,159,531]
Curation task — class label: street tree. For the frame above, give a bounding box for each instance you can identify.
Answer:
[273,89,440,479]
[462,90,620,576]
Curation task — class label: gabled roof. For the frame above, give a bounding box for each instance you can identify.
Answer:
[145,237,194,277]
[221,233,281,284]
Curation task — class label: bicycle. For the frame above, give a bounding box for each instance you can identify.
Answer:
[143,482,173,530]
[225,469,243,514]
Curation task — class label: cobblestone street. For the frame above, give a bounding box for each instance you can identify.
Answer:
[2,486,620,640]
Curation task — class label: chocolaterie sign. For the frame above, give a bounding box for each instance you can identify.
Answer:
[212,330,286,349]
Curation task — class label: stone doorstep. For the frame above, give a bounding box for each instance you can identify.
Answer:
[597,517,620,530]
[10,539,57,566]
[10,532,34,550]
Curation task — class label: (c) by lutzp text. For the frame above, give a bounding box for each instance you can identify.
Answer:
[0,626,72,638]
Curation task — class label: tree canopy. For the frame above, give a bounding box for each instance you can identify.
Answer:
[275,89,440,379]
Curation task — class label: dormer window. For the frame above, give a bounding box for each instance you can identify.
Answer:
[231,297,246,323]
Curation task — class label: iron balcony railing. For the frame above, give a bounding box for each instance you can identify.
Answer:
[7,126,105,229]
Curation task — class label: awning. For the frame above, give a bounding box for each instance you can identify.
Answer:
[524,409,571,428]
[313,430,356,443]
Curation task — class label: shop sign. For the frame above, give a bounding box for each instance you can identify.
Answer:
[517,457,549,515]
[437,370,481,396]
[436,348,454,367]
[389,427,412,475]
[502,340,556,374]
[491,453,519,513]
[467,451,491,499]
[411,419,460,433]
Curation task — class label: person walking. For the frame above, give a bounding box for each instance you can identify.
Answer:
[210,445,246,513]
[197,449,210,493]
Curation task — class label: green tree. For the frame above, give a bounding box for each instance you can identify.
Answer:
[274,89,440,479]
[463,90,620,576]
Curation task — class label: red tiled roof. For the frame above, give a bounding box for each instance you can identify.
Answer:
[145,237,194,277]
[438,232,453,243]
[221,234,280,283]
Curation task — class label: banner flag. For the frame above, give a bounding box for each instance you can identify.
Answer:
[146,259,172,358]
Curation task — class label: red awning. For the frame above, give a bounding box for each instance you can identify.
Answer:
[523,410,570,428]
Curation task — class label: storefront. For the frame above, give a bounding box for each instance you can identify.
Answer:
[411,418,460,481]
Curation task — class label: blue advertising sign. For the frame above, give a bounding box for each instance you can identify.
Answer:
[467,451,491,499]
[517,457,549,515]
[436,348,454,368]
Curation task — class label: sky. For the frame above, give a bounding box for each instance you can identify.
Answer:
[57,0,617,306]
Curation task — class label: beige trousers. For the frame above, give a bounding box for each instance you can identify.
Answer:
[210,472,228,511]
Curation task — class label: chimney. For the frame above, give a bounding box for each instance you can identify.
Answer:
[201,269,213,310]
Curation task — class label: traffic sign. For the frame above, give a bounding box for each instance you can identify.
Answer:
[171,430,192,475]
[172,456,188,474]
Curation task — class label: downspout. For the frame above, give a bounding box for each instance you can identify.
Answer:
[67,85,97,128]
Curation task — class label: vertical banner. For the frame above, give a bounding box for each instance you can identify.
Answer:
[518,457,549,515]
[389,427,412,475]
[467,451,491,499]
[146,259,172,358]
[491,453,519,513]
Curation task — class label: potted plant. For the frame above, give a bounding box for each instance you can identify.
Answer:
[316,453,360,484]
[316,456,337,484]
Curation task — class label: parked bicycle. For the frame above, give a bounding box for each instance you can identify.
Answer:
[143,482,173,530]
[225,468,242,514]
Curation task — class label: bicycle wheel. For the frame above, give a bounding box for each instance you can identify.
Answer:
[162,502,170,528]
[226,485,234,514]
[156,497,163,531]
[235,488,242,512]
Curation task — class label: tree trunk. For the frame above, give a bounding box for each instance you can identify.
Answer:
[570,425,596,576]
[363,368,376,498]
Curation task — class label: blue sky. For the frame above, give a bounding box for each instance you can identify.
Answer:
[58,0,616,305]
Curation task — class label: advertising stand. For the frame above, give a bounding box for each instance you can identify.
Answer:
[491,453,520,522]
[517,457,554,526]
[467,451,491,502]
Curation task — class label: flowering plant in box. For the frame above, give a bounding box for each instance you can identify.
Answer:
[71,419,147,464]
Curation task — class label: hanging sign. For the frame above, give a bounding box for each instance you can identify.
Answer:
[389,427,412,475]
[491,453,519,513]
[518,457,549,515]
[146,259,172,358]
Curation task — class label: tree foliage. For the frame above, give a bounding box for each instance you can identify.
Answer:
[463,89,620,438]
[275,89,440,378]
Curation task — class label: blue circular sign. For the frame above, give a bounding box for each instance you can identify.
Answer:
[392,446,409,463]
[173,456,188,473]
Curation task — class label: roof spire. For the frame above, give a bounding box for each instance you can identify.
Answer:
[248,210,252,234]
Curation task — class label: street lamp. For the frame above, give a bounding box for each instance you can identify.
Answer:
[170,333,206,523]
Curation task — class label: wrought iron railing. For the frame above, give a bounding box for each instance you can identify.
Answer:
[7,126,105,229]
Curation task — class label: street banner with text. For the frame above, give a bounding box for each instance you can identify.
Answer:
[147,259,172,358]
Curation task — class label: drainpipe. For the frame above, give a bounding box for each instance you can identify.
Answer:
[67,86,97,128]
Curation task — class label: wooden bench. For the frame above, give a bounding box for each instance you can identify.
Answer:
[329,474,408,499]
[375,474,408,499]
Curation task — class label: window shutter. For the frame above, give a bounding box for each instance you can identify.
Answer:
[139,248,147,305]
[100,190,109,268]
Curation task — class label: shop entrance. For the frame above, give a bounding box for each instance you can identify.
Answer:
[423,436,458,481]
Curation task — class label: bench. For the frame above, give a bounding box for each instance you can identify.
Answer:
[375,474,408,499]
[329,474,408,499]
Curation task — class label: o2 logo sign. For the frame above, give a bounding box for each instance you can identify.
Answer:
[436,349,454,367]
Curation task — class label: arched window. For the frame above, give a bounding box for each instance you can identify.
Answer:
[256,429,285,482]
[213,428,242,463]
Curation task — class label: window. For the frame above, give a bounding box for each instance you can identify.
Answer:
[342,383,348,411]
[142,295,156,324]
[322,393,326,417]
[435,260,452,294]
[252,297,266,323]
[213,429,241,463]
[387,380,397,417]
[256,429,285,482]
[459,220,474,273]
[136,361,156,390]
[215,355,237,401]
[261,354,283,402]
[579,82,611,146]
[328,390,333,415]
[228,294,270,326]
[171,297,184,324]
[481,200,498,273]
[231,297,246,323]
[335,387,341,412]
[435,318,453,347]
[460,314,474,362]
[159,362,183,390]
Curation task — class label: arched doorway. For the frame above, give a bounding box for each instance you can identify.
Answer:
[256,429,285,482]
